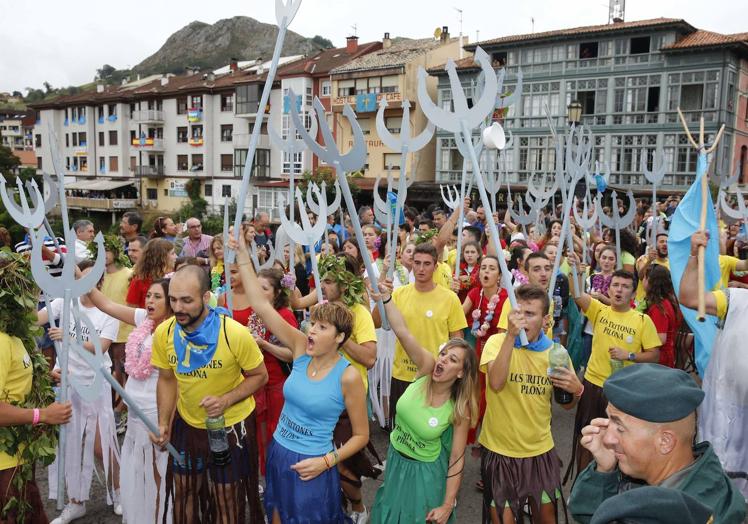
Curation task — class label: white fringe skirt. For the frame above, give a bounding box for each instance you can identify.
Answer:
[49,380,120,504]
[368,327,395,427]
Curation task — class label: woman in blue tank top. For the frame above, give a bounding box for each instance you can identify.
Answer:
[232,235,369,524]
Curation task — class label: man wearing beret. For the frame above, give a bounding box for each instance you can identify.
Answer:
[568,364,746,524]
[590,486,714,524]
[565,263,662,479]
[680,230,748,499]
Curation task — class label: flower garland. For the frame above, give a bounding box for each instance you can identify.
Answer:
[317,254,366,307]
[124,318,155,380]
[247,312,267,339]
[511,268,529,286]
[376,259,408,287]
[471,289,501,338]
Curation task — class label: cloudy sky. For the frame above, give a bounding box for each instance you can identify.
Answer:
[0,0,743,93]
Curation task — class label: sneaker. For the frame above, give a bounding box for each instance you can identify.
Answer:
[113,489,123,516]
[116,411,128,435]
[50,502,86,524]
[349,508,368,524]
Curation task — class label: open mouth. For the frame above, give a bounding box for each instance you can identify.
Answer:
[433,362,445,377]
[146,306,155,314]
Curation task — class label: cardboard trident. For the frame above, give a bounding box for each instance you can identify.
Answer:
[307,179,340,251]
[641,151,667,250]
[417,47,528,344]
[718,164,747,232]
[596,190,636,270]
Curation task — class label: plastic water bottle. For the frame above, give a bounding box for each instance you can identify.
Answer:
[610,356,624,375]
[205,415,231,466]
[548,343,573,405]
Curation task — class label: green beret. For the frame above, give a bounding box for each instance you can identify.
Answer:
[603,364,704,422]
[591,486,713,524]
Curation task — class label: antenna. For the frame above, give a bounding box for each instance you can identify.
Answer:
[351,23,358,36]
[608,0,625,23]
[531,17,535,33]
[453,7,464,59]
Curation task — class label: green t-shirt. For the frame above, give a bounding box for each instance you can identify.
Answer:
[390,376,454,462]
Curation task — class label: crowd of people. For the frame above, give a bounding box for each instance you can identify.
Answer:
[0,192,747,524]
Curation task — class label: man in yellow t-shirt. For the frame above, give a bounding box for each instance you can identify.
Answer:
[374,242,466,423]
[567,259,661,477]
[151,265,267,523]
[718,254,748,289]
[481,285,582,521]
[635,232,670,303]
[497,252,556,339]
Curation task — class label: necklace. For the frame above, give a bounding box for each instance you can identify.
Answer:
[471,288,501,338]
[310,357,337,377]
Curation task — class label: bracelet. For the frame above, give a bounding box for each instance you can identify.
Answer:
[575,384,585,398]
[382,296,392,304]
[32,408,40,426]
[323,453,331,469]
[332,449,339,466]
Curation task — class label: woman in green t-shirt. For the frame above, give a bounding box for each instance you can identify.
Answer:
[371,280,479,524]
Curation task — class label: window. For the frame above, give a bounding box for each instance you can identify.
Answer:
[98,131,104,147]
[492,51,507,66]
[282,151,303,175]
[358,118,371,135]
[130,156,136,170]
[129,103,136,118]
[220,93,233,112]
[146,188,157,200]
[234,149,247,177]
[99,157,106,172]
[383,153,401,170]
[680,84,704,111]
[78,132,86,146]
[234,148,270,177]
[108,104,117,117]
[630,36,650,55]
[578,91,596,114]
[72,133,78,147]
[579,42,599,59]
[338,79,355,97]
[65,134,69,147]
[610,134,657,183]
[177,154,188,171]
[109,156,118,172]
[35,134,41,147]
[385,116,401,134]
[220,124,233,142]
[191,125,203,139]
[191,154,204,171]
[381,76,399,93]
[37,157,42,170]
[177,97,188,114]
[236,85,260,114]
[204,184,213,197]
[108,130,117,146]
[522,81,562,121]
[97,106,104,121]
[190,95,202,110]
[79,157,87,172]
[647,86,660,112]
[321,80,331,97]
[222,185,232,197]
[220,154,233,171]
[177,127,188,143]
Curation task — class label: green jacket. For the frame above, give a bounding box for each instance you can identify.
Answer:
[569,442,746,524]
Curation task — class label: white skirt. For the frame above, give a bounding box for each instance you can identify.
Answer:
[49,381,120,504]
[120,413,172,523]
[368,327,396,427]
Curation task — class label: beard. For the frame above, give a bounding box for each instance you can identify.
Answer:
[175,300,206,331]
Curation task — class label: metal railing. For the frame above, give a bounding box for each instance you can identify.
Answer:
[131,110,164,122]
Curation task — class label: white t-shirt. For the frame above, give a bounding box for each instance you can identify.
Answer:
[124,308,159,415]
[48,298,118,385]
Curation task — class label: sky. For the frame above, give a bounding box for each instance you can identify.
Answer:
[0,0,745,94]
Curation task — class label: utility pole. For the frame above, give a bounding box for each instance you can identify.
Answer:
[453,7,463,59]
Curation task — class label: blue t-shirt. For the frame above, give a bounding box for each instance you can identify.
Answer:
[274,354,349,455]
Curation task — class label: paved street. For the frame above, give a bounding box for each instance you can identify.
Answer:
[39,403,576,523]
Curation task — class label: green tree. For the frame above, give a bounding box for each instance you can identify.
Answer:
[0,146,25,245]
[311,35,334,49]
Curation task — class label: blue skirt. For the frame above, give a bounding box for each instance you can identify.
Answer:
[264,439,352,523]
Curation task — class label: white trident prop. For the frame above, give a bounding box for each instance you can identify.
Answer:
[307,178,340,251]
[641,151,667,250]
[417,47,528,345]
[226,0,302,265]
[596,190,636,270]
[279,184,327,303]
[573,192,600,265]
[288,91,390,328]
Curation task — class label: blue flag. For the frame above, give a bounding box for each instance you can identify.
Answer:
[668,153,721,376]
[387,191,405,226]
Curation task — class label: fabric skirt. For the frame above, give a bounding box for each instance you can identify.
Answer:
[255,377,286,476]
[333,410,381,484]
[165,410,263,524]
[120,412,171,523]
[371,426,455,524]
[368,327,396,428]
[0,465,48,524]
[388,378,411,431]
[48,381,119,504]
[564,378,607,484]
[481,447,565,523]
[264,439,352,524]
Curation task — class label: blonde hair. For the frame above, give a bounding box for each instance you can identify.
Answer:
[209,235,224,267]
[423,338,480,428]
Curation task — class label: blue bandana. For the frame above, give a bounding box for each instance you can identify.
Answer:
[173,306,231,373]
[515,332,552,352]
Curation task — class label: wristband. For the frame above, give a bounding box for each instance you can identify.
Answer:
[323,454,331,469]
[332,449,339,466]
[575,384,585,398]
[32,408,40,426]
[382,296,392,304]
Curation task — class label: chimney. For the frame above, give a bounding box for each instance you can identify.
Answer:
[96,84,104,93]
[229,58,239,72]
[206,72,215,82]
[383,32,392,49]
[440,26,450,43]
[160,74,169,86]
[346,35,359,54]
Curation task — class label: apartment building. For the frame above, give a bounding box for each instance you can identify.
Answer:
[0,110,35,151]
[430,18,748,192]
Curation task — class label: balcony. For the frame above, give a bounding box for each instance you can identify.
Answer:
[73,143,88,156]
[66,196,137,211]
[132,110,164,123]
[232,133,270,149]
[332,91,403,112]
[135,165,166,178]
[187,108,203,122]
[234,101,270,117]
[189,137,204,147]
[131,137,165,150]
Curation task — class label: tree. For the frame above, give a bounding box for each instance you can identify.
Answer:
[96,64,116,80]
[0,145,25,245]
[311,35,334,49]
[42,81,53,94]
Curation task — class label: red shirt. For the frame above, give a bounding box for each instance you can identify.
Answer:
[241,306,297,386]
[456,263,480,303]
[646,299,677,368]
[126,276,152,308]
[466,286,508,355]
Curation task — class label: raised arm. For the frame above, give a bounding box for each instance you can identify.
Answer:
[373,280,435,377]
[86,287,137,326]
[229,236,308,357]
[433,199,465,255]
[679,230,717,316]
[567,253,592,312]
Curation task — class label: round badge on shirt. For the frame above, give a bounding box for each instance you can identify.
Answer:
[426,310,433,318]
[428,417,438,427]
[625,335,633,344]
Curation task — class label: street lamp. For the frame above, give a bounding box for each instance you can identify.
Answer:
[567,100,583,126]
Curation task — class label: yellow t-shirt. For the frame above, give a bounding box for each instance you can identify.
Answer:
[583,298,662,387]
[497,299,555,339]
[634,257,670,303]
[0,333,33,470]
[479,333,564,458]
[446,248,458,271]
[101,267,133,343]
[718,255,738,289]
[340,302,377,390]
[151,315,264,428]
[433,261,454,290]
[712,290,728,320]
[391,283,467,382]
